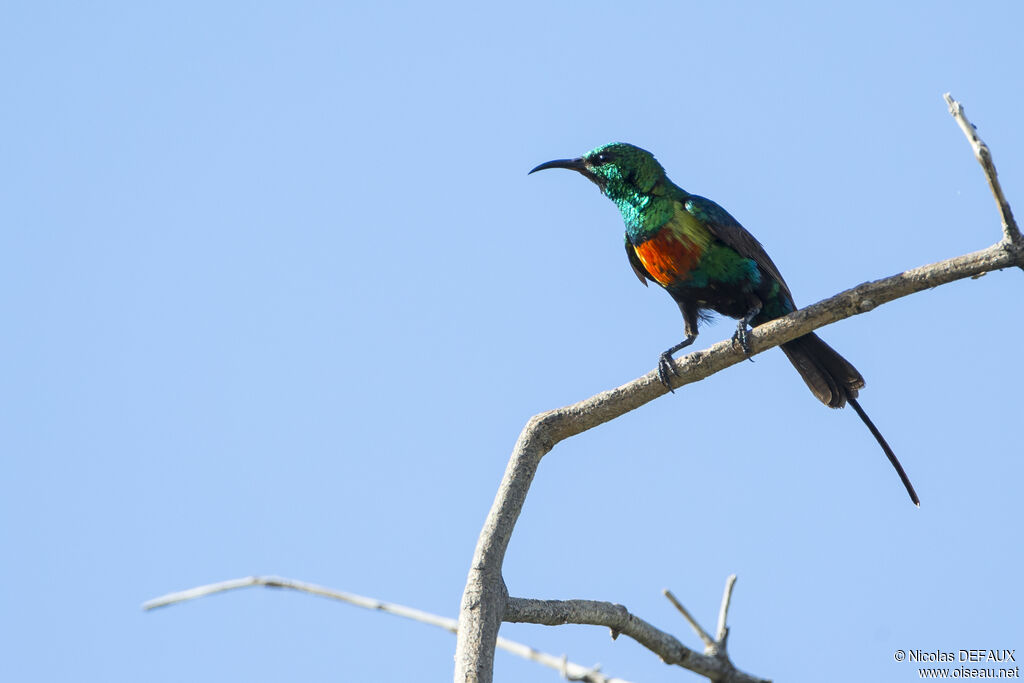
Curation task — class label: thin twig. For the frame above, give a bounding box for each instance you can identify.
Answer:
[143,576,633,683]
[715,575,737,648]
[944,93,1022,248]
[663,589,715,649]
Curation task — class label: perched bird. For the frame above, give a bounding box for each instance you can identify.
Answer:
[530,142,918,505]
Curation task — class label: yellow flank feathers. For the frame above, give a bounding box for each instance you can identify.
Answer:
[664,201,713,250]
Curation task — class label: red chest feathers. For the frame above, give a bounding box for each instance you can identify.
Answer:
[632,230,701,287]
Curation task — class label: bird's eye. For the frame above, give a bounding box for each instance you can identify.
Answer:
[594,152,610,165]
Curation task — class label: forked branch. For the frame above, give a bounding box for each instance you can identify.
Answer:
[503,575,760,682]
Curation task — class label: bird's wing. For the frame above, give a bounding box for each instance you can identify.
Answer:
[624,235,651,286]
[683,195,793,299]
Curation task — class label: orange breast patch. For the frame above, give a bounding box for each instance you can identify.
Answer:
[633,230,701,287]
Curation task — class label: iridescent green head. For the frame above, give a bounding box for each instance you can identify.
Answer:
[529,142,667,201]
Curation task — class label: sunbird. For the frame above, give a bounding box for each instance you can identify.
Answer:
[530,142,919,505]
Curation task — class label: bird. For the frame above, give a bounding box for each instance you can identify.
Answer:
[530,142,919,506]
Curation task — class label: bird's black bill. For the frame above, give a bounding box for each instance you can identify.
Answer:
[528,157,586,174]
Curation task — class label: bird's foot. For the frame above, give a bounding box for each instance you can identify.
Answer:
[732,323,754,358]
[657,352,677,392]
[656,334,698,392]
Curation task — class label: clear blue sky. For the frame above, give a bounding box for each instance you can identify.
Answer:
[2,3,1021,681]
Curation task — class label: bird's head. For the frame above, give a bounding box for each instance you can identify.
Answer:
[529,142,667,202]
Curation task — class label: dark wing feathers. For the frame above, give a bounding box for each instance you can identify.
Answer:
[683,195,793,300]
[625,236,651,286]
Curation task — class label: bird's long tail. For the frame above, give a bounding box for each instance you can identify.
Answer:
[781,333,920,506]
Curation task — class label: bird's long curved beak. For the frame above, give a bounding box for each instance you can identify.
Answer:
[528,157,586,174]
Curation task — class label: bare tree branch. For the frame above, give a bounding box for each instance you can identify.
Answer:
[506,582,766,683]
[143,576,633,683]
[454,98,1024,682]
[944,93,1021,249]
[664,589,715,650]
[715,574,737,649]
